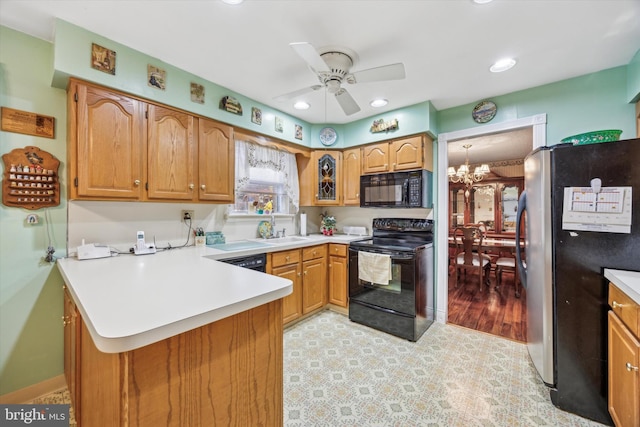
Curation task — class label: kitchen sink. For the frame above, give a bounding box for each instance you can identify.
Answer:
[208,240,275,251]
[252,236,310,245]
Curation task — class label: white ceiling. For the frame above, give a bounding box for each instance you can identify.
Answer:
[1,0,639,126]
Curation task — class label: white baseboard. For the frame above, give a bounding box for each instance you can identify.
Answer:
[0,374,66,404]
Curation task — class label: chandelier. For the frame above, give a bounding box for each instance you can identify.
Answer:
[447,144,490,188]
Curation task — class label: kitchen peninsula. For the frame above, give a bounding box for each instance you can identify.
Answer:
[57,247,293,427]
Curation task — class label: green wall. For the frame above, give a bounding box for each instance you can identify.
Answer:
[0,26,68,395]
[437,65,635,144]
[0,21,637,396]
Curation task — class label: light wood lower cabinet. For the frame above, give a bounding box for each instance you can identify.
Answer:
[62,288,79,419]
[64,294,283,427]
[302,245,327,313]
[608,282,640,427]
[269,244,347,325]
[328,244,348,307]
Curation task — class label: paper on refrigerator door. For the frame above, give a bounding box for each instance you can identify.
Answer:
[562,186,632,233]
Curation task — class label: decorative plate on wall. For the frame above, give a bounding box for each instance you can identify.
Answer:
[472,100,497,123]
[319,127,338,146]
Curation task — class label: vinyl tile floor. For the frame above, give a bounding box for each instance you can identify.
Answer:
[33,310,607,427]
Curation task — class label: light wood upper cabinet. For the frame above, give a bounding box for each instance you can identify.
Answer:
[71,81,145,200]
[362,143,389,173]
[147,104,196,200]
[312,150,343,206]
[343,147,361,206]
[198,118,234,202]
[69,79,235,204]
[362,134,433,174]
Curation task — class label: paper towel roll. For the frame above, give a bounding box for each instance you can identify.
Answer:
[300,213,307,236]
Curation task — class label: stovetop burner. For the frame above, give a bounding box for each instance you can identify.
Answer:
[349,218,433,252]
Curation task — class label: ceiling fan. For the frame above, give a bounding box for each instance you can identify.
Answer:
[274,42,406,116]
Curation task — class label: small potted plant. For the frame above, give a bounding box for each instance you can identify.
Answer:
[320,211,336,236]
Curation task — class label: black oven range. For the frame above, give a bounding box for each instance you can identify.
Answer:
[348,218,434,341]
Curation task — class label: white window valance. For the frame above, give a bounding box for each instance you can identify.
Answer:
[235,140,300,211]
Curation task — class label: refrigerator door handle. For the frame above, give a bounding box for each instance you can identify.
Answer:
[515,190,527,288]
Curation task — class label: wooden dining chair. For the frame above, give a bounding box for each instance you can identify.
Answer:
[496,253,525,298]
[452,226,491,292]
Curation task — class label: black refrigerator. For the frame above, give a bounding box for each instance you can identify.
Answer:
[515,137,640,425]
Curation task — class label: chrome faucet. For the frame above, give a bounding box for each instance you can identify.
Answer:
[270,214,276,238]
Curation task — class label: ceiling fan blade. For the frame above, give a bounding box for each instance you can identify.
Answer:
[290,42,330,73]
[273,85,323,102]
[348,63,406,84]
[334,88,361,116]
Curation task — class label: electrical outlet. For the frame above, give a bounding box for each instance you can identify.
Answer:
[181,210,194,223]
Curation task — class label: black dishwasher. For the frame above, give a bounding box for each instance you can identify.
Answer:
[219,253,266,272]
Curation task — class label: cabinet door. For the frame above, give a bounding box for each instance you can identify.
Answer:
[362,143,389,174]
[273,263,302,324]
[74,83,145,199]
[313,151,342,205]
[329,255,348,307]
[198,118,234,202]
[390,135,423,171]
[608,311,640,427]
[63,288,79,415]
[147,104,196,200]
[302,257,327,313]
[343,148,361,205]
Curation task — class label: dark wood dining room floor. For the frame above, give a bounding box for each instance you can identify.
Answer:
[447,269,527,343]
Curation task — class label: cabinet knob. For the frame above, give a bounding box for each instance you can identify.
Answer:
[189,183,195,190]
[612,301,623,309]
[200,184,206,190]
[297,272,301,277]
[304,271,307,276]
[134,179,141,186]
[356,193,359,198]
[626,362,639,372]
[285,256,290,261]
[329,263,332,268]
[62,315,70,326]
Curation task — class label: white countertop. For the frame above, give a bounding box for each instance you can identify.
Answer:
[604,269,640,305]
[57,234,366,354]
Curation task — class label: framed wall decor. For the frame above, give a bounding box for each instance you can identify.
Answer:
[275,116,283,133]
[472,100,497,123]
[190,83,204,104]
[1,107,55,139]
[294,124,303,140]
[147,65,166,90]
[251,107,262,125]
[91,43,116,75]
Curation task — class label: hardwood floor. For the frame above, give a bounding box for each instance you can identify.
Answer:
[447,268,527,342]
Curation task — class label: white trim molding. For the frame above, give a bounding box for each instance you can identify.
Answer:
[435,114,547,324]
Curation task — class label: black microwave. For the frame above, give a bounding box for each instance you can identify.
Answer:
[360,169,433,208]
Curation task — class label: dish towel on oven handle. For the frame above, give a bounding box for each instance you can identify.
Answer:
[358,251,392,285]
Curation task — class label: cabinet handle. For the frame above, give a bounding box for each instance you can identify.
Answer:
[189,183,194,190]
[134,179,141,186]
[200,184,206,190]
[626,362,639,372]
[612,301,623,309]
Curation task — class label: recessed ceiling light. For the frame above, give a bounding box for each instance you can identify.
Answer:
[472,0,494,4]
[293,101,310,110]
[370,98,388,108]
[490,58,517,73]
[221,0,244,4]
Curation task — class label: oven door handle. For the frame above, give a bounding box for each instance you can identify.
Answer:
[350,248,414,260]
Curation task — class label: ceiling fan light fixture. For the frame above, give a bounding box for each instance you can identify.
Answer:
[490,58,517,73]
[370,98,388,108]
[293,101,310,110]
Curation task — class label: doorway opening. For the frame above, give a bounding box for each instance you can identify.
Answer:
[435,114,547,341]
